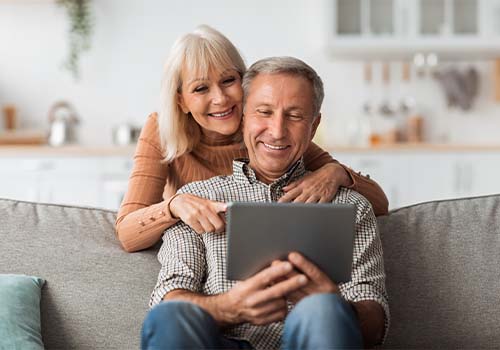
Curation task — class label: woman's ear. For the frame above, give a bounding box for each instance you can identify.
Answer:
[177,93,189,114]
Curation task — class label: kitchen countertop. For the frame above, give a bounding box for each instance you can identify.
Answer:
[0,144,137,156]
[327,143,500,152]
[2,143,500,157]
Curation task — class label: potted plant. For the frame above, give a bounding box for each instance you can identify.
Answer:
[57,0,93,80]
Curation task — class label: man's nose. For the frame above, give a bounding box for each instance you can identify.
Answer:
[211,86,228,105]
[268,114,287,139]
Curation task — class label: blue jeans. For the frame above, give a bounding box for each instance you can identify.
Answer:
[141,293,362,349]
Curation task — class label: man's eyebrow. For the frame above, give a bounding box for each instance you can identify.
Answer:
[286,106,306,112]
[254,103,273,108]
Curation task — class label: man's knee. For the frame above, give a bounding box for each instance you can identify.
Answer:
[292,293,355,322]
[142,300,220,349]
[284,294,362,349]
[286,293,361,335]
[143,300,214,336]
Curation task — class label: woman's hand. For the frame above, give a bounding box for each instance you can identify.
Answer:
[169,193,227,234]
[279,163,353,203]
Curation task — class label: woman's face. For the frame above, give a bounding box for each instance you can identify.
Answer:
[178,68,243,140]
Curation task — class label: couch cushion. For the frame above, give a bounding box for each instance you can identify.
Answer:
[378,194,500,349]
[0,198,160,350]
[0,274,45,350]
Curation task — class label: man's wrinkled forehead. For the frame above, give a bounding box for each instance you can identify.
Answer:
[244,73,314,112]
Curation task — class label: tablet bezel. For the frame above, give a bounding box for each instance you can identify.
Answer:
[226,202,356,283]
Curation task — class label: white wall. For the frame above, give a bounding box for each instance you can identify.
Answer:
[1,0,500,146]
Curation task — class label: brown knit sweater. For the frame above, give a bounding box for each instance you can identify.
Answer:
[116,113,388,252]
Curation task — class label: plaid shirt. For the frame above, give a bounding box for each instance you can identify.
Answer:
[150,158,390,349]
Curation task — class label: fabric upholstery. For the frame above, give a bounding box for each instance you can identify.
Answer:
[1,194,500,349]
[378,194,500,349]
[0,198,159,350]
[0,274,45,350]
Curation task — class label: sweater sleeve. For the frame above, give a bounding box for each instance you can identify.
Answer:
[115,113,180,252]
[303,142,389,216]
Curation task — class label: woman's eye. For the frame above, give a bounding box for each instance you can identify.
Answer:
[193,85,208,93]
[222,76,236,85]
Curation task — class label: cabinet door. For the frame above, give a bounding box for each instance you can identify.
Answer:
[330,0,499,59]
[406,153,460,205]
[333,152,408,209]
[39,176,102,208]
[37,157,106,208]
[455,153,500,198]
[101,157,134,210]
[0,158,53,202]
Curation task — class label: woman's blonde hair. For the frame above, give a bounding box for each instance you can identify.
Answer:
[158,25,246,162]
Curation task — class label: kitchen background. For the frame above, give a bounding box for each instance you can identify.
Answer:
[1,0,500,210]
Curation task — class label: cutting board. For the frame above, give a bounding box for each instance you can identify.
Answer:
[0,129,47,145]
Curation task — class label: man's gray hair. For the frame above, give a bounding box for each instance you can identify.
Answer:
[242,56,324,116]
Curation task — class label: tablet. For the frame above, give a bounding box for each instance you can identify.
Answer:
[226,202,356,283]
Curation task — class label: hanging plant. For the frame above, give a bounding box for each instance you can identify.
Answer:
[57,0,93,80]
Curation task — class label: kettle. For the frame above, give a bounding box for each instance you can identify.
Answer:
[48,101,79,146]
[112,123,141,145]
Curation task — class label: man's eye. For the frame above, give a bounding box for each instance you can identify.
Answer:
[257,109,271,115]
[288,114,303,120]
[193,85,208,93]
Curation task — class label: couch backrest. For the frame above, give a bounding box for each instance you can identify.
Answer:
[379,194,500,349]
[2,195,500,349]
[0,198,159,350]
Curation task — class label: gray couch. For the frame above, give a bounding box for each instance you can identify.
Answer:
[1,195,499,349]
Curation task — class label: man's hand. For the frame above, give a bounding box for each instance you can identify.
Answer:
[222,261,308,326]
[282,252,339,304]
[169,193,227,234]
[279,163,352,203]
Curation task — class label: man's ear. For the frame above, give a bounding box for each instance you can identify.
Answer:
[177,93,189,114]
[310,113,321,140]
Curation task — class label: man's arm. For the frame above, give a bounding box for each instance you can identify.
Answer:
[350,300,386,348]
[340,192,390,346]
[163,261,309,327]
[149,221,207,307]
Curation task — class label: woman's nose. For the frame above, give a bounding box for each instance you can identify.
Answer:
[211,86,228,105]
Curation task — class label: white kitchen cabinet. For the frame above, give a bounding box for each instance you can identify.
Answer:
[333,149,500,210]
[405,153,460,206]
[0,154,133,210]
[333,152,409,208]
[329,0,500,59]
[454,153,500,197]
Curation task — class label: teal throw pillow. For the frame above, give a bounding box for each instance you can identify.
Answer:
[0,274,45,350]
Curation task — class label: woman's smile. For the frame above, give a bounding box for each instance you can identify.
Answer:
[208,106,236,119]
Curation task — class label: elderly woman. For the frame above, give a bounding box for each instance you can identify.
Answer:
[116,25,388,252]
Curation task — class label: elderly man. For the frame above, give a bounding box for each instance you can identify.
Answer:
[141,57,389,350]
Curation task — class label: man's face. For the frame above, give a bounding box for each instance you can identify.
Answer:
[243,73,321,183]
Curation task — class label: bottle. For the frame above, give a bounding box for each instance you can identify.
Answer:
[2,105,17,131]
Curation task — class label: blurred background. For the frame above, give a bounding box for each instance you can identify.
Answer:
[1,0,500,210]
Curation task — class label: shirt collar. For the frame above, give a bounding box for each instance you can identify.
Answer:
[232,157,307,188]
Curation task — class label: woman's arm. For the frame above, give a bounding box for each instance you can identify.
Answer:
[292,142,389,216]
[115,113,180,252]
